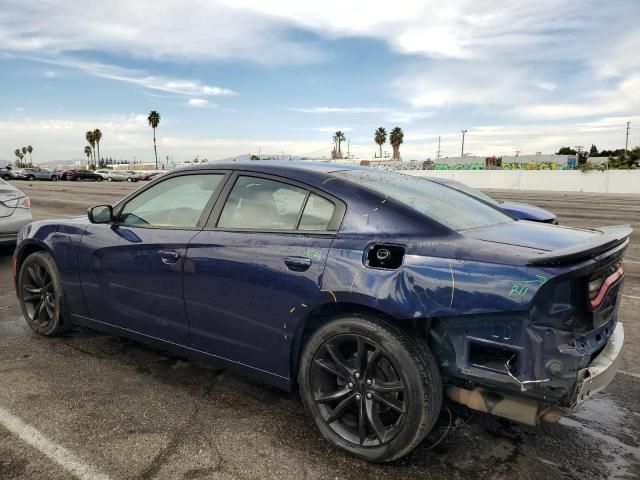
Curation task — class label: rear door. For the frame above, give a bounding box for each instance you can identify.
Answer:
[79,171,228,344]
[184,172,344,379]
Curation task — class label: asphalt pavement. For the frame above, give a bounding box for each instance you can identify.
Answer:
[0,181,639,480]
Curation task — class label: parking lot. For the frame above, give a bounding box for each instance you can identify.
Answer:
[0,181,639,480]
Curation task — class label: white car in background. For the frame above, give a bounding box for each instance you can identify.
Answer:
[0,178,32,246]
[95,169,139,182]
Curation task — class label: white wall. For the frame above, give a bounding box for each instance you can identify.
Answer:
[405,170,640,194]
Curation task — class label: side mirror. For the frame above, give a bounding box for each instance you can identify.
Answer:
[88,205,113,224]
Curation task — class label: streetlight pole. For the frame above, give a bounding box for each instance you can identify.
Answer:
[461,130,467,157]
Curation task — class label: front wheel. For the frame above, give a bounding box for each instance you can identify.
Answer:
[127,177,133,182]
[51,176,58,181]
[27,175,35,181]
[96,177,103,182]
[17,252,72,335]
[298,315,442,462]
[107,177,112,182]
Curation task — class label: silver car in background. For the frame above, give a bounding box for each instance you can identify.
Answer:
[0,178,32,245]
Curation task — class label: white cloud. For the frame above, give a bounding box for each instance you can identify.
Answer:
[535,82,557,91]
[288,107,387,114]
[304,127,353,133]
[0,0,322,64]
[187,98,209,107]
[21,56,236,97]
[43,70,56,78]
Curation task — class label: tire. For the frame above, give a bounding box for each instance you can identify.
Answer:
[127,177,133,182]
[27,175,35,181]
[107,177,112,182]
[298,314,442,462]
[51,176,58,181]
[17,252,73,336]
[1,174,10,181]
[96,177,103,182]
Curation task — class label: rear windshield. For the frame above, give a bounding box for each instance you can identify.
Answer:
[335,170,513,231]
[439,180,500,206]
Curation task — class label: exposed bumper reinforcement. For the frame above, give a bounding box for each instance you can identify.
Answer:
[571,322,624,407]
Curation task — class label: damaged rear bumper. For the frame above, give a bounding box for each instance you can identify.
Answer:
[446,322,624,425]
[570,321,624,407]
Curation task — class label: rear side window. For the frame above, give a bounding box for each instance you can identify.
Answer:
[299,194,335,230]
[218,176,307,230]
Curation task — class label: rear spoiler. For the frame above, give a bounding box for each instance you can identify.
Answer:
[527,224,632,266]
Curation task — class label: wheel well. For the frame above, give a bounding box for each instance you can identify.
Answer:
[15,243,46,275]
[290,301,428,388]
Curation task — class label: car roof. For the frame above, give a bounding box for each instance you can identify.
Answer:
[180,160,368,174]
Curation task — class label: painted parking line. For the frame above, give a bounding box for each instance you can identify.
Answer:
[623,295,640,300]
[0,405,111,480]
[619,370,640,380]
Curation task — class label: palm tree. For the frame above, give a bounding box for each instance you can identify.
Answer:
[84,146,92,166]
[21,146,27,163]
[14,148,21,167]
[390,127,404,160]
[85,131,96,166]
[333,131,346,159]
[374,127,387,159]
[18,152,24,166]
[27,145,33,163]
[148,110,161,168]
[93,129,102,166]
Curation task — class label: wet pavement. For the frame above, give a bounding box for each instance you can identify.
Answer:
[0,181,639,479]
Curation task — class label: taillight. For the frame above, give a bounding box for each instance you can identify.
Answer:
[2,196,30,208]
[588,265,624,309]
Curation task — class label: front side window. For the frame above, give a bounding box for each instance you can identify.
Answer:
[218,176,308,230]
[119,174,223,228]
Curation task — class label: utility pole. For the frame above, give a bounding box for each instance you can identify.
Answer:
[436,135,442,159]
[461,129,467,157]
[625,121,631,153]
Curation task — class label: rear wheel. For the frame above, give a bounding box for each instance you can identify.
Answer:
[96,177,103,182]
[51,176,58,181]
[107,177,112,182]
[17,252,72,335]
[127,177,133,182]
[27,175,35,181]
[298,315,441,462]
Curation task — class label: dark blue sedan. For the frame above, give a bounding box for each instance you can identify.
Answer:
[428,177,558,223]
[13,162,628,462]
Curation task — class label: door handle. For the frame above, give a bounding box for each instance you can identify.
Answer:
[158,250,181,264]
[284,256,312,272]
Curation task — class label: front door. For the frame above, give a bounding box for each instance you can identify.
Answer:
[185,173,341,379]
[79,172,227,344]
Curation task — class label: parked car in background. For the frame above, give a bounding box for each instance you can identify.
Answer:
[1,167,13,181]
[125,171,142,182]
[95,169,138,182]
[138,171,163,181]
[13,162,628,462]
[429,177,558,223]
[13,167,59,181]
[0,178,31,245]
[63,170,103,182]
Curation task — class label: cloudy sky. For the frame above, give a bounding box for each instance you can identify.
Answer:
[1,0,639,164]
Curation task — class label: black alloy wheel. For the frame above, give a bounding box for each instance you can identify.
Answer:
[18,252,72,335]
[299,315,441,462]
[311,334,407,447]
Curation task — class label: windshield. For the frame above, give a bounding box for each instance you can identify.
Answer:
[335,170,513,231]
